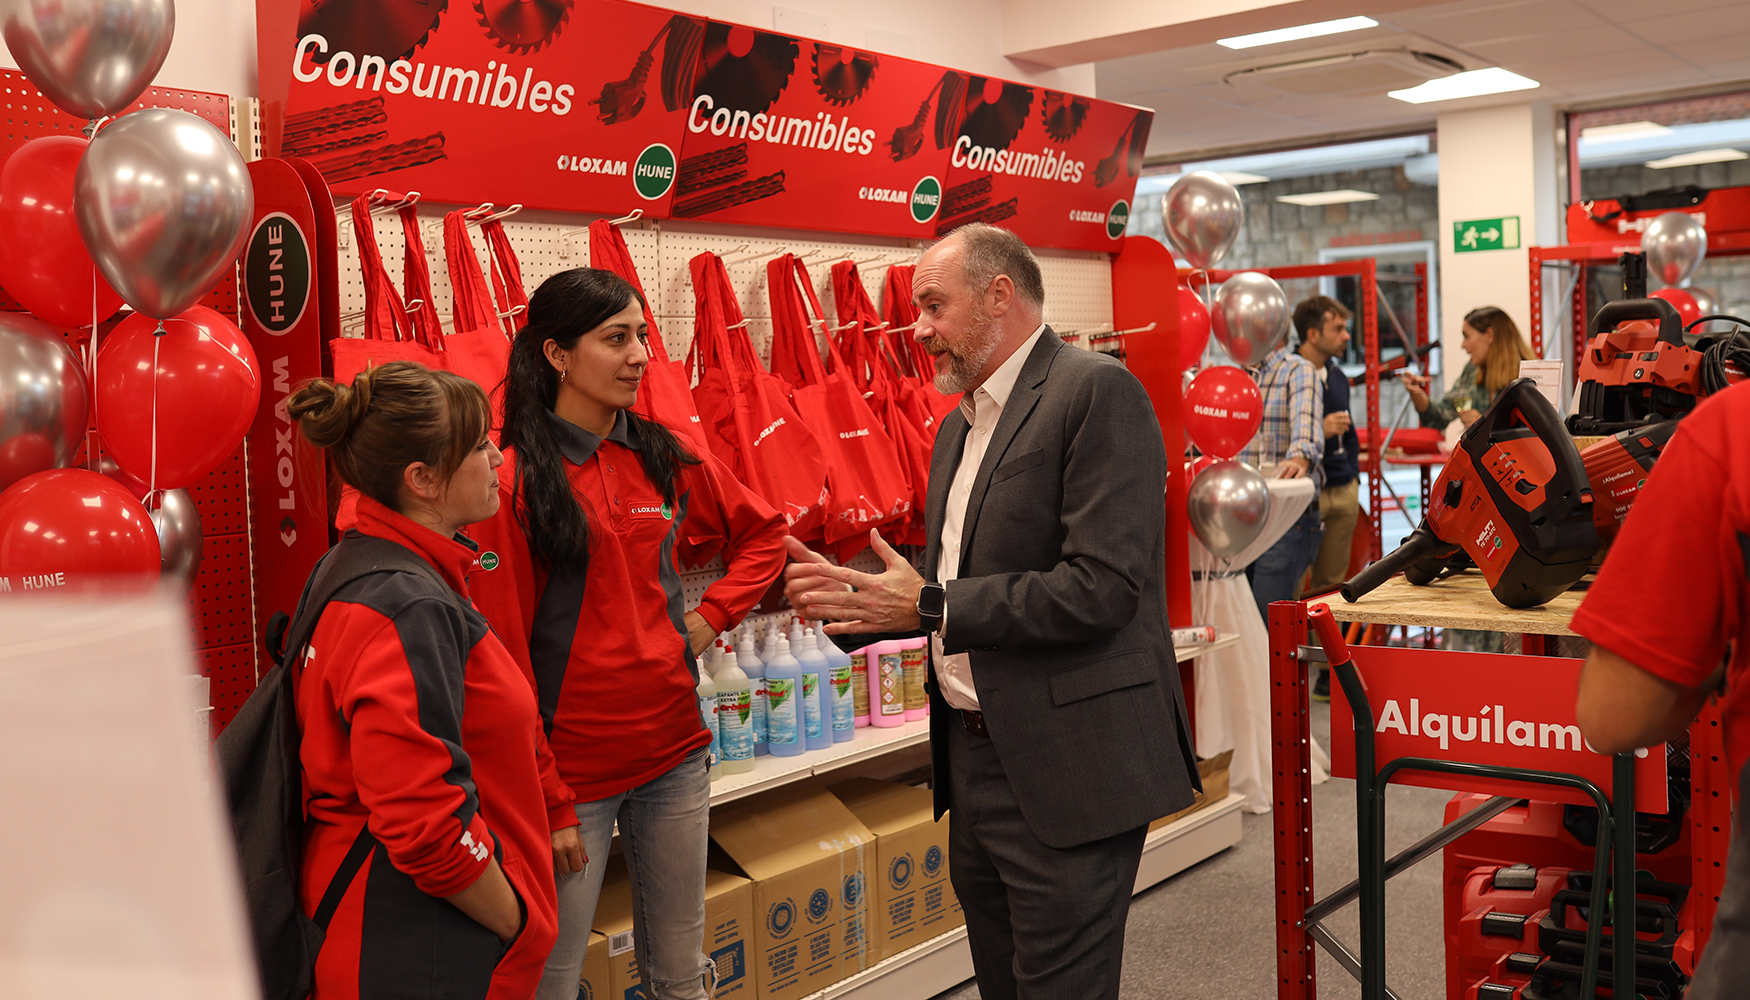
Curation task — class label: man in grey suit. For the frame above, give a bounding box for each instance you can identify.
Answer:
[783,223,1200,1000]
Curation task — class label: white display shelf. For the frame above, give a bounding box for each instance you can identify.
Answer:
[1175,633,1240,663]
[797,792,1247,1000]
[710,718,933,807]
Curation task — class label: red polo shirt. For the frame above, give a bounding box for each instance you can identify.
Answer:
[470,411,787,801]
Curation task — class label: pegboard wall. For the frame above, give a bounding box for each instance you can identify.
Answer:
[331,209,1116,368]
[330,203,1115,641]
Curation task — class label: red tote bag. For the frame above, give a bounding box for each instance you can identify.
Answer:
[883,264,961,426]
[689,251,829,541]
[441,211,515,431]
[769,255,910,557]
[587,219,710,458]
[832,262,931,546]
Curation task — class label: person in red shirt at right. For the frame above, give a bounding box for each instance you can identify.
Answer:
[1571,379,1750,998]
[470,268,787,1000]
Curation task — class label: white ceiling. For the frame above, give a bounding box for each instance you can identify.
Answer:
[1096,0,1750,160]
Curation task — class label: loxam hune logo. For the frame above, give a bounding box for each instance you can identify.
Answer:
[911,175,942,224]
[478,551,500,571]
[1107,199,1130,239]
[633,143,677,200]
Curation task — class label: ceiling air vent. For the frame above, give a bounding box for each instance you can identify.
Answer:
[1223,49,1463,98]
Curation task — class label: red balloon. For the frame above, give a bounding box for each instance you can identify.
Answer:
[0,136,125,329]
[1650,287,1700,329]
[0,468,160,593]
[95,305,261,489]
[1179,286,1212,370]
[1185,365,1262,460]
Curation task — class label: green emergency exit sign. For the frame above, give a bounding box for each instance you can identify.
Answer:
[1453,216,1520,252]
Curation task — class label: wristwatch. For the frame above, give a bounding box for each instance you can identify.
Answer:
[916,582,945,633]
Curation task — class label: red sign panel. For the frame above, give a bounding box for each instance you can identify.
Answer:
[940,83,1151,251]
[259,1,1155,249]
[669,21,957,237]
[269,0,701,215]
[1331,646,1667,812]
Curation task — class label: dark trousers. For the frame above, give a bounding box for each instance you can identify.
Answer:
[946,715,1147,1000]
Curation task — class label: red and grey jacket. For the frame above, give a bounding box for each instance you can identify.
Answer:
[470,410,787,802]
[295,496,576,1000]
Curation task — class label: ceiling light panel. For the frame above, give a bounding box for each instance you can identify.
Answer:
[1388,67,1539,104]
[1579,120,1674,144]
[1217,16,1379,50]
[1646,148,1747,169]
[1277,190,1380,206]
[1221,171,1271,185]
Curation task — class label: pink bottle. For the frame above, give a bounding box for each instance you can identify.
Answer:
[900,637,929,721]
[866,638,906,728]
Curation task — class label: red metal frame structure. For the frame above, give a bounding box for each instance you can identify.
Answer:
[1532,190,1750,369]
[1268,603,1732,1000]
[1186,259,1429,561]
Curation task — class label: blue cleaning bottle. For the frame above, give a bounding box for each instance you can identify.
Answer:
[764,634,805,757]
[795,627,833,751]
[814,624,856,743]
[736,627,768,757]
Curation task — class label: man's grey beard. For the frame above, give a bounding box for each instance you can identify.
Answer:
[933,307,1001,394]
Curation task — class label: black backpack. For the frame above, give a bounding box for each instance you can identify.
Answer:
[215,533,466,1000]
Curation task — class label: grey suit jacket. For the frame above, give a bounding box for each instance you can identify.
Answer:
[852,328,1200,849]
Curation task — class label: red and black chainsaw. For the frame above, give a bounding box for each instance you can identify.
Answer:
[1343,378,1598,609]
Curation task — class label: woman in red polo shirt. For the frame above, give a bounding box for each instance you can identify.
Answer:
[470,268,786,1000]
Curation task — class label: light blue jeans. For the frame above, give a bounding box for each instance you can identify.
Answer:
[535,747,716,1000]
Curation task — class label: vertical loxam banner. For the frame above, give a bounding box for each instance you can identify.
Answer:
[240,158,334,672]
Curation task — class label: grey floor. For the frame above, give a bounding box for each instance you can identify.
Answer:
[931,698,1455,1000]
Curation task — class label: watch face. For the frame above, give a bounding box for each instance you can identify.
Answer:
[918,584,946,617]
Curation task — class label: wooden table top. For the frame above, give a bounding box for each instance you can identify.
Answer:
[1306,570,1587,636]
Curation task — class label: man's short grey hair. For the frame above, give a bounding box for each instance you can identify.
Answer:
[946,222,1045,308]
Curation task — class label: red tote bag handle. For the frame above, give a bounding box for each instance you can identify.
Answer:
[481,218,529,336]
[349,191,416,343]
[394,202,445,354]
[444,212,500,334]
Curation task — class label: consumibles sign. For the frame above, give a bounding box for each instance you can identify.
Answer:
[1453,216,1520,252]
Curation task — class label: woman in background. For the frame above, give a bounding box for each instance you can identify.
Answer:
[1404,305,1537,430]
[470,268,786,1000]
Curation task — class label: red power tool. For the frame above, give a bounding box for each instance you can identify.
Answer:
[1578,420,1678,545]
[1343,378,1599,609]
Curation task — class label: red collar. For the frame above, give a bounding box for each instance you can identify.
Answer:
[353,495,480,597]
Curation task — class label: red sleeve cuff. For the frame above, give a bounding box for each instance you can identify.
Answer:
[404,816,496,898]
[549,803,581,833]
[694,600,730,636]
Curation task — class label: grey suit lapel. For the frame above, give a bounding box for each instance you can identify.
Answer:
[956,329,1064,572]
[924,409,969,582]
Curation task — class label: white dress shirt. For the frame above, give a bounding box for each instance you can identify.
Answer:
[935,323,1046,712]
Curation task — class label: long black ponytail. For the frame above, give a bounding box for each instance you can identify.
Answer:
[500,267,701,568]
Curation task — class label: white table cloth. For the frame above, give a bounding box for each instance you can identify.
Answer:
[1184,475,1331,814]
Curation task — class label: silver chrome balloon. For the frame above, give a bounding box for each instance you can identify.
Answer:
[0,312,90,491]
[148,488,201,589]
[0,0,175,120]
[1643,211,1707,288]
[1187,459,1272,561]
[1161,171,1243,269]
[74,107,253,320]
[1211,271,1290,366]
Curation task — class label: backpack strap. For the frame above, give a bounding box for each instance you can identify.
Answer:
[312,826,377,931]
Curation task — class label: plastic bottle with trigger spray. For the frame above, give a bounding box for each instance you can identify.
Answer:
[736,627,768,757]
[764,634,804,757]
[695,655,720,781]
[814,623,856,742]
[794,624,832,751]
[713,650,753,774]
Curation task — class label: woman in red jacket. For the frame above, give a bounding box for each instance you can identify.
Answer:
[287,362,584,1000]
[469,268,786,1000]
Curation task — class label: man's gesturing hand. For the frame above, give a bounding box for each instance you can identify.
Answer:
[792,530,925,635]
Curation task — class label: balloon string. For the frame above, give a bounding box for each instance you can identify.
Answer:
[88,267,99,471]
[148,322,164,505]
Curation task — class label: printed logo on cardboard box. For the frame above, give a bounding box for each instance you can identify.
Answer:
[767,899,796,939]
[806,888,832,924]
[922,845,943,878]
[889,853,913,890]
[842,871,865,909]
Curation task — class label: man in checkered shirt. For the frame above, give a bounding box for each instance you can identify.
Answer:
[1238,341,1325,622]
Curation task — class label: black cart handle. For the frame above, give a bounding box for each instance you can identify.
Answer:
[1590,297,1685,347]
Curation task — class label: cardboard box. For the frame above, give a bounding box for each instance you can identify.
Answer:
[705,868,755,999]
[1149,749,1234,832]
[710,785,875,1000]
[829,778,964,961]
[593,857,644,1000]
[579,932,611,1000]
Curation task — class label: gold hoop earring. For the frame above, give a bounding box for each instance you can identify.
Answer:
[559,368,567,383]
